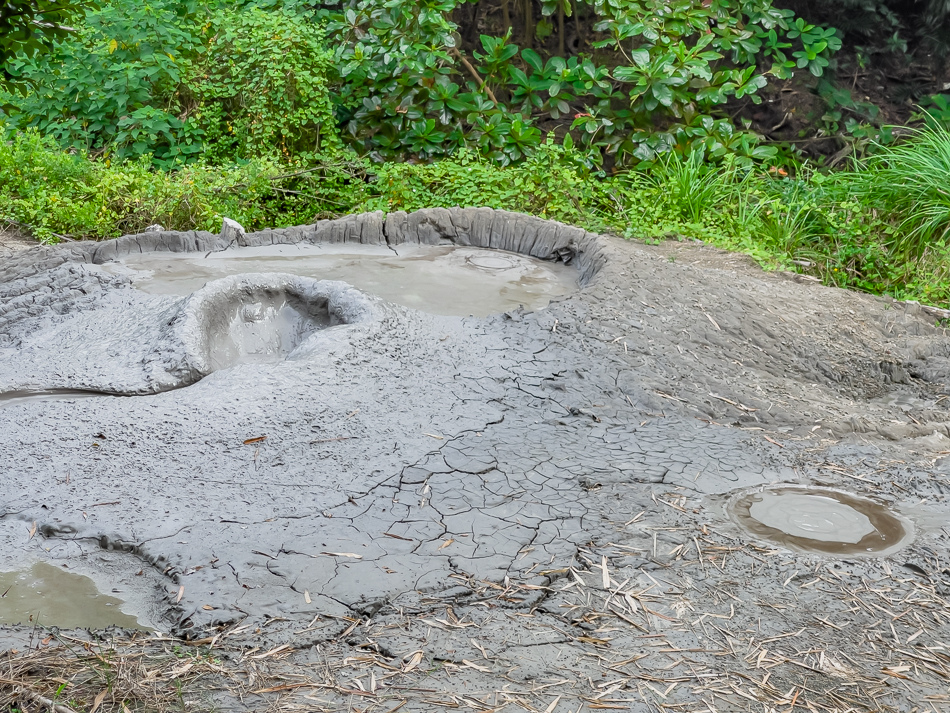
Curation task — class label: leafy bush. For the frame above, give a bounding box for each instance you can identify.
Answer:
[2,0,205,163]
[1,0,338,166]
[1,0,852,168]
[0,1,84,83]
[327,0,842,166]
[0,129,365,241]
[182,5,338,162]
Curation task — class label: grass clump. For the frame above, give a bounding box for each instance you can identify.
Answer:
[840,125,950,261]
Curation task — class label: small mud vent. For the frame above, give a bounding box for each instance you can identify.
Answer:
[728,486,913,556]
[206,293,327,370]
[178,274,376,375]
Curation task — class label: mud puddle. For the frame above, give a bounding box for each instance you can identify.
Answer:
[728,486,913,556]
[97,244,577,316]
[0,389,118,409]
[0,562,145,629]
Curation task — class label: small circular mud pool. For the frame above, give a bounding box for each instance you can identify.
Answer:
[728,486,913,556]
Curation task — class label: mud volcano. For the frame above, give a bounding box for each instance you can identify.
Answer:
[4,208,950,711]
[728,486,913,556]
[177,274,370,373]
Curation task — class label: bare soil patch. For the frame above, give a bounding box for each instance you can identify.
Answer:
[0,227,38,257]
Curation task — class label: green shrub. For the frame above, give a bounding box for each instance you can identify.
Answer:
[183,5,339,162]
[362,137,611,226]
[327,0,840,166]
[0,129,362,241]
[1,0,339,166]
[1,0,205,164]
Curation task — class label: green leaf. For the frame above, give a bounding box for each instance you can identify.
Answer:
[522,48,543,74]
[652,83,673,107]
[629,49,650,68]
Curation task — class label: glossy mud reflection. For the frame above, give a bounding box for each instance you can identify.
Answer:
[97,244,577,316]
[0,562,144,629]
[728,486,913,556]
[0,389,116,409]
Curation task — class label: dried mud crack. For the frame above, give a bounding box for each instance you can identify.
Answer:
[2,209,950,712]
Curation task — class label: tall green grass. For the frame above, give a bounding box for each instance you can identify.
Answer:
[842,125,950,260]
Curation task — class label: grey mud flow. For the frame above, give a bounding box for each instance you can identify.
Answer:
[3,208,950,710]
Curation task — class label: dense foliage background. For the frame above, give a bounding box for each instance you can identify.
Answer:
[1,0,950,306]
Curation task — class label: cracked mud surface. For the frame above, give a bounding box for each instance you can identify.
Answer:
[3,209,950,711]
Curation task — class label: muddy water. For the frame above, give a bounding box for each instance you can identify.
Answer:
[0,389,121,410]
[205,293,330,371]
[729,487,913,556]
[0,562,144,629]
[0,389,116,408]
[98,244,577,316]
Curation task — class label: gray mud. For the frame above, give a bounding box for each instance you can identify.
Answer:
[3,208,950,711]
[96,243,577,317]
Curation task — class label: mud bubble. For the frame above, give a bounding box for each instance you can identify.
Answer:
[728,486,913,556]
[0,562,145,629]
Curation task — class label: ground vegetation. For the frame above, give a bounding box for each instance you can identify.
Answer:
[0,0,949,306]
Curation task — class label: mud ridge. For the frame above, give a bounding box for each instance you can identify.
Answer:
[65,208,609,286]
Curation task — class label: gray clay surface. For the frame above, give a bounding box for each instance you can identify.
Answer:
[3,208,950,710]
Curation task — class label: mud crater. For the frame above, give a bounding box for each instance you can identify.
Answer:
[728,485,913,556]
[195,284,332,371]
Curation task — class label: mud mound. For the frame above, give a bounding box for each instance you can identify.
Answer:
[3,210,950,711]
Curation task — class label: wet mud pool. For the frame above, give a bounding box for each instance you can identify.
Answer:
[3,208,950,711]
[96,243,577,317]
[728,486,914,556]
[0,388,117,408]
[0,562,143,629]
